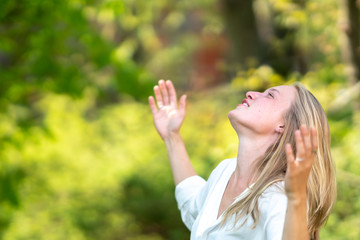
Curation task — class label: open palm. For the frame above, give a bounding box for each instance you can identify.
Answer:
[285,125,318,200]
[148,80,187,140]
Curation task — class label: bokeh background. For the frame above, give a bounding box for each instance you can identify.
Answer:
[1,0,360,239]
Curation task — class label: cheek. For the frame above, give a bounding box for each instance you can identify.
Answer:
[252,106,281,128]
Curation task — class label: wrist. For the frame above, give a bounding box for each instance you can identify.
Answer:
[164,132,182,145]
[286,193,307,206]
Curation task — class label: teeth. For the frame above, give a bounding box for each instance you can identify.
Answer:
[243,103,249,107]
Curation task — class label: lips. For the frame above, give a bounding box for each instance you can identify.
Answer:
[241,99,250,107]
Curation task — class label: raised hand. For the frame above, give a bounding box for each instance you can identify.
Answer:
[148,80,187,140]
[285,125,318,201]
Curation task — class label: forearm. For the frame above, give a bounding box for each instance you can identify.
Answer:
[164,132,197,185]
[282,195,309,240]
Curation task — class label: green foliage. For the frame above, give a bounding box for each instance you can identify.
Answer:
[0,86,239,239]
[0,0,160,110]
[1,77,359,239]
[0,0,359,238]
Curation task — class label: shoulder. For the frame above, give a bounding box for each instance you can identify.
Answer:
[208,158,236,180]
[259,181,287,215]
[198,158,236,191]
[257,181,288,237]
[263,181,286,196]
[214,158,237,173]
[261,181,287,202]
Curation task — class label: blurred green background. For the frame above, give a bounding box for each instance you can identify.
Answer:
[0,0,359,239]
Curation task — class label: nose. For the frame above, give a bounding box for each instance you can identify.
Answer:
[246,91,260,100]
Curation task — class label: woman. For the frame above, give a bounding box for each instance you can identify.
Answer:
[148,80,336,239]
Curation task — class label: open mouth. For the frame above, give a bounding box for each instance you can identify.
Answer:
[241,99,250,107]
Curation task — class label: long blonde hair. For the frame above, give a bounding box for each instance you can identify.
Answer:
[221,83,337,239]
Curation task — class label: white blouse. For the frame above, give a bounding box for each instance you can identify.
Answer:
[175,158,287,240]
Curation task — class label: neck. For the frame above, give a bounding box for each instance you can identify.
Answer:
[233,133,278,187]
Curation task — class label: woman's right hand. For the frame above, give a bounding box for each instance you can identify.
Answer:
[148,80,187,140]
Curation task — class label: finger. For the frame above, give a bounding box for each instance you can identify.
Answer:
[166,80,178,107]
[159,80,170,105]
[310,126,318,154]
[295,130,305,159]
[286,143,295,163]
[148,96,158,115]
[154,85,163,108]
[300,125,311,157]
[179,94,187,115]
[285,143,296,171]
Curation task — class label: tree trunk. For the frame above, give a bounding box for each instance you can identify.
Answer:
[221,0,308,76]
[339,0,360,84]
[338,0,360,111]
[221,0,263,67]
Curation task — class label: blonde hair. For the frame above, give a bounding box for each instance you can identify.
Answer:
[221,83,337,239]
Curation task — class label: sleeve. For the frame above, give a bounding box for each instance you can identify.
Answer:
[263,191,288,240]
[175,175,208,230]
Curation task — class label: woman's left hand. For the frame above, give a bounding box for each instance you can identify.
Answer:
[284,125,318,201]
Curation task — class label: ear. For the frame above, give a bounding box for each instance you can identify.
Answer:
[276,124,285,133]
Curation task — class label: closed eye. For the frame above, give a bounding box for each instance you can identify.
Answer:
[264,88,279,98]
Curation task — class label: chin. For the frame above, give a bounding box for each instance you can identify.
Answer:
[228,110,235,121]
[228,109,253,135]
[228,110,240,131]
[228,109,240,121]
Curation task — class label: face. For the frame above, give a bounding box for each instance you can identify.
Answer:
[228,85,297,136]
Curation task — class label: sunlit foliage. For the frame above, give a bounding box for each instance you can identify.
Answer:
[0,0,359,239]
